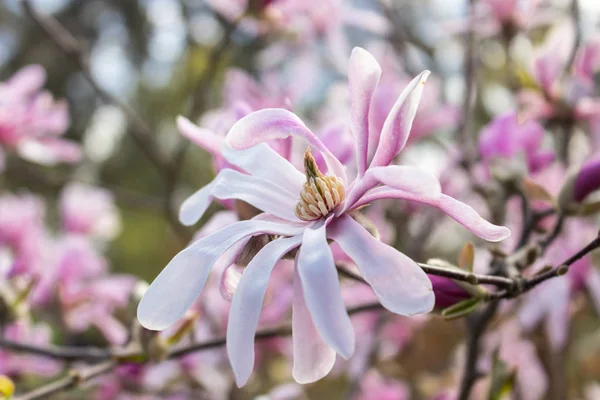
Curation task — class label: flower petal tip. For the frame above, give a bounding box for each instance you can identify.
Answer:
[485,226,512,242]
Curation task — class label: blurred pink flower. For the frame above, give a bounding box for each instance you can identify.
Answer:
[478,111,554,175]
[519,29,600,149]
[139,47,509,386]
[356,370,409,400]
[0,65,80,169]
[483,321,548,400]
[59,183,121,240]
[0,193,48,277]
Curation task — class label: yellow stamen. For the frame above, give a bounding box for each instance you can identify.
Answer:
[295,149,345,221]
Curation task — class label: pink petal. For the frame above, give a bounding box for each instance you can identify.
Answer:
[369,71,430,169]
[356,189,510,242]
[434,195,511,242]
[17,138,81,165]
[329,215,434,315]
[137,219,305,330]
[177,116,224,156]
[348,47,382,175]
[297,220,355,358]
[226,108,347,182]
[4,65,46,96]
[344,165,441,211]
[227,235,303,387]
[292,265,337,384]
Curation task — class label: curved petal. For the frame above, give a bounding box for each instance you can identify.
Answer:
[226,108,347,183]
[212,169,300,221]
[227,235,302,387]
[179,180,217,226]
[434,195,511,242]
[177,116,224,156]
[222,143,304,195]
[370,71,430,169]
[179,168,301,225]
[329,215,434,316]
[137,219,305,331]
[297,220,355,358]
[348,47,381,175]
[292,265,336,383]
[355,189,510,242]
[343,165,441,211]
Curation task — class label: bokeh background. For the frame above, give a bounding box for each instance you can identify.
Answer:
[3,0,600,399]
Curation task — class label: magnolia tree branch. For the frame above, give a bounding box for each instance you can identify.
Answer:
[5,231,600,398]
[12,361,117,400]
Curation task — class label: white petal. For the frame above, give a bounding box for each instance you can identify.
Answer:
[137,220,305,331]
[211,169,300,221]
[370,71,430,169]
[227,236,303,387]
[348,47,381,175]
[179,180,217,226]
[329,215,434,315]
[223,143,304,195]
[297,221,355,358]
[292,265,337,383]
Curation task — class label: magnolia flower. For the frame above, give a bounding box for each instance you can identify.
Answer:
[138,47,510,385]
[478,111,554,176]
[0,65,80,170]
[59,183,121,241]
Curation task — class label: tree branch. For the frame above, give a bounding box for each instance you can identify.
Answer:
[13,360,117,400]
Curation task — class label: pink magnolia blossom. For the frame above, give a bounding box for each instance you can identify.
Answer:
[0,65,80,169]
[138,47,510,386]
[59,183,121,240]
[0,193,47,277]
[519,28,600,147]
[478,111,554,175]
[33,235,135,344]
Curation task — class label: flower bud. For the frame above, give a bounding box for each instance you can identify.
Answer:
[558,158,600,213]
[428,275,472,309]
[573,158,600,202]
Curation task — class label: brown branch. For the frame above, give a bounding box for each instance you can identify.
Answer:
[564,0,581,76]
[0,338,111,362]
[457,0,478,170]
[13,360,117,400]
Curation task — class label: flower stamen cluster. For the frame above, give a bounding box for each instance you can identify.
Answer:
[295,149,345,221]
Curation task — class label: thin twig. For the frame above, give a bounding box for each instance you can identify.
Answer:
[525,233,600,291]
[0,338,111,362]
[564,0,581,76]
[13,360,117,400]
[456,0,478,169]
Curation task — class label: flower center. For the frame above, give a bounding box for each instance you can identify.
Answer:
[295,149,345,221]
